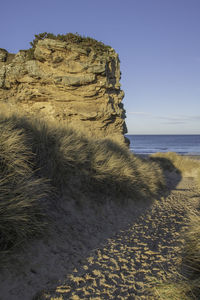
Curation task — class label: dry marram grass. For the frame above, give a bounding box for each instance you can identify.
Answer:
[0,107,165,257]
[150,152,200,299]
[1,106,200,298]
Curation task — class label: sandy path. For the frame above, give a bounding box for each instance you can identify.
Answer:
[34,176,199,300]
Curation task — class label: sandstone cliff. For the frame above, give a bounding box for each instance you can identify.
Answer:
[0,34,128,143]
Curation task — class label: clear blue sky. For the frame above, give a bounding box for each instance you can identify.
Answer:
[1,0,200,134]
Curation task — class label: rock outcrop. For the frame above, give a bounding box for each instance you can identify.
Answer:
[0,35,128,143]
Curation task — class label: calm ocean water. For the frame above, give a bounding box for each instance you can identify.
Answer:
[126,135,200,155]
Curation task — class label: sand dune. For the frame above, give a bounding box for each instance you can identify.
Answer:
[0,171,198,300]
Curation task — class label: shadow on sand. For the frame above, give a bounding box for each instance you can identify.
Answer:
[30,158,182,299]
[0,116,182,300]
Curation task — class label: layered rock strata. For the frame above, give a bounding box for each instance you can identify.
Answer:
[0,38,128,143]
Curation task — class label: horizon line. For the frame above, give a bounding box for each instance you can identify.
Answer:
[126,133,200,135]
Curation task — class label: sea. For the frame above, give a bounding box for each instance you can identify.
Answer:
[126,135,200,156]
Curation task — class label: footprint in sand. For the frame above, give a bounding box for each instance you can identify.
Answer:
[34,177,198,300]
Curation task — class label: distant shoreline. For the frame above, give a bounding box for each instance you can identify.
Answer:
[135,153,200,160]
[128,135,200,158]
[184,154,200,160]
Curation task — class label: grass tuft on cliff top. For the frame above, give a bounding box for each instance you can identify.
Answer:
[27,32,112,60]
[0,109,165,256]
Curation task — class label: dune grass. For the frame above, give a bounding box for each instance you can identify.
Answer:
[149,152,200,299]
[2,108,199,298]
[181,210,200,299]
[0,108,165,256]
[0,119,50,255]
[150,276,196,300]
[150,152,200,186]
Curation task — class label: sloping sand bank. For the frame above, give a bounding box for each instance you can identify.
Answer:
[0,172,199,300]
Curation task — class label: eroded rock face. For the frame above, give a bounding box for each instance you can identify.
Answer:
[0,38,128,143]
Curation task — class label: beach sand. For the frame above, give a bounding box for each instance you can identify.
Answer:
[0,162,199,299]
